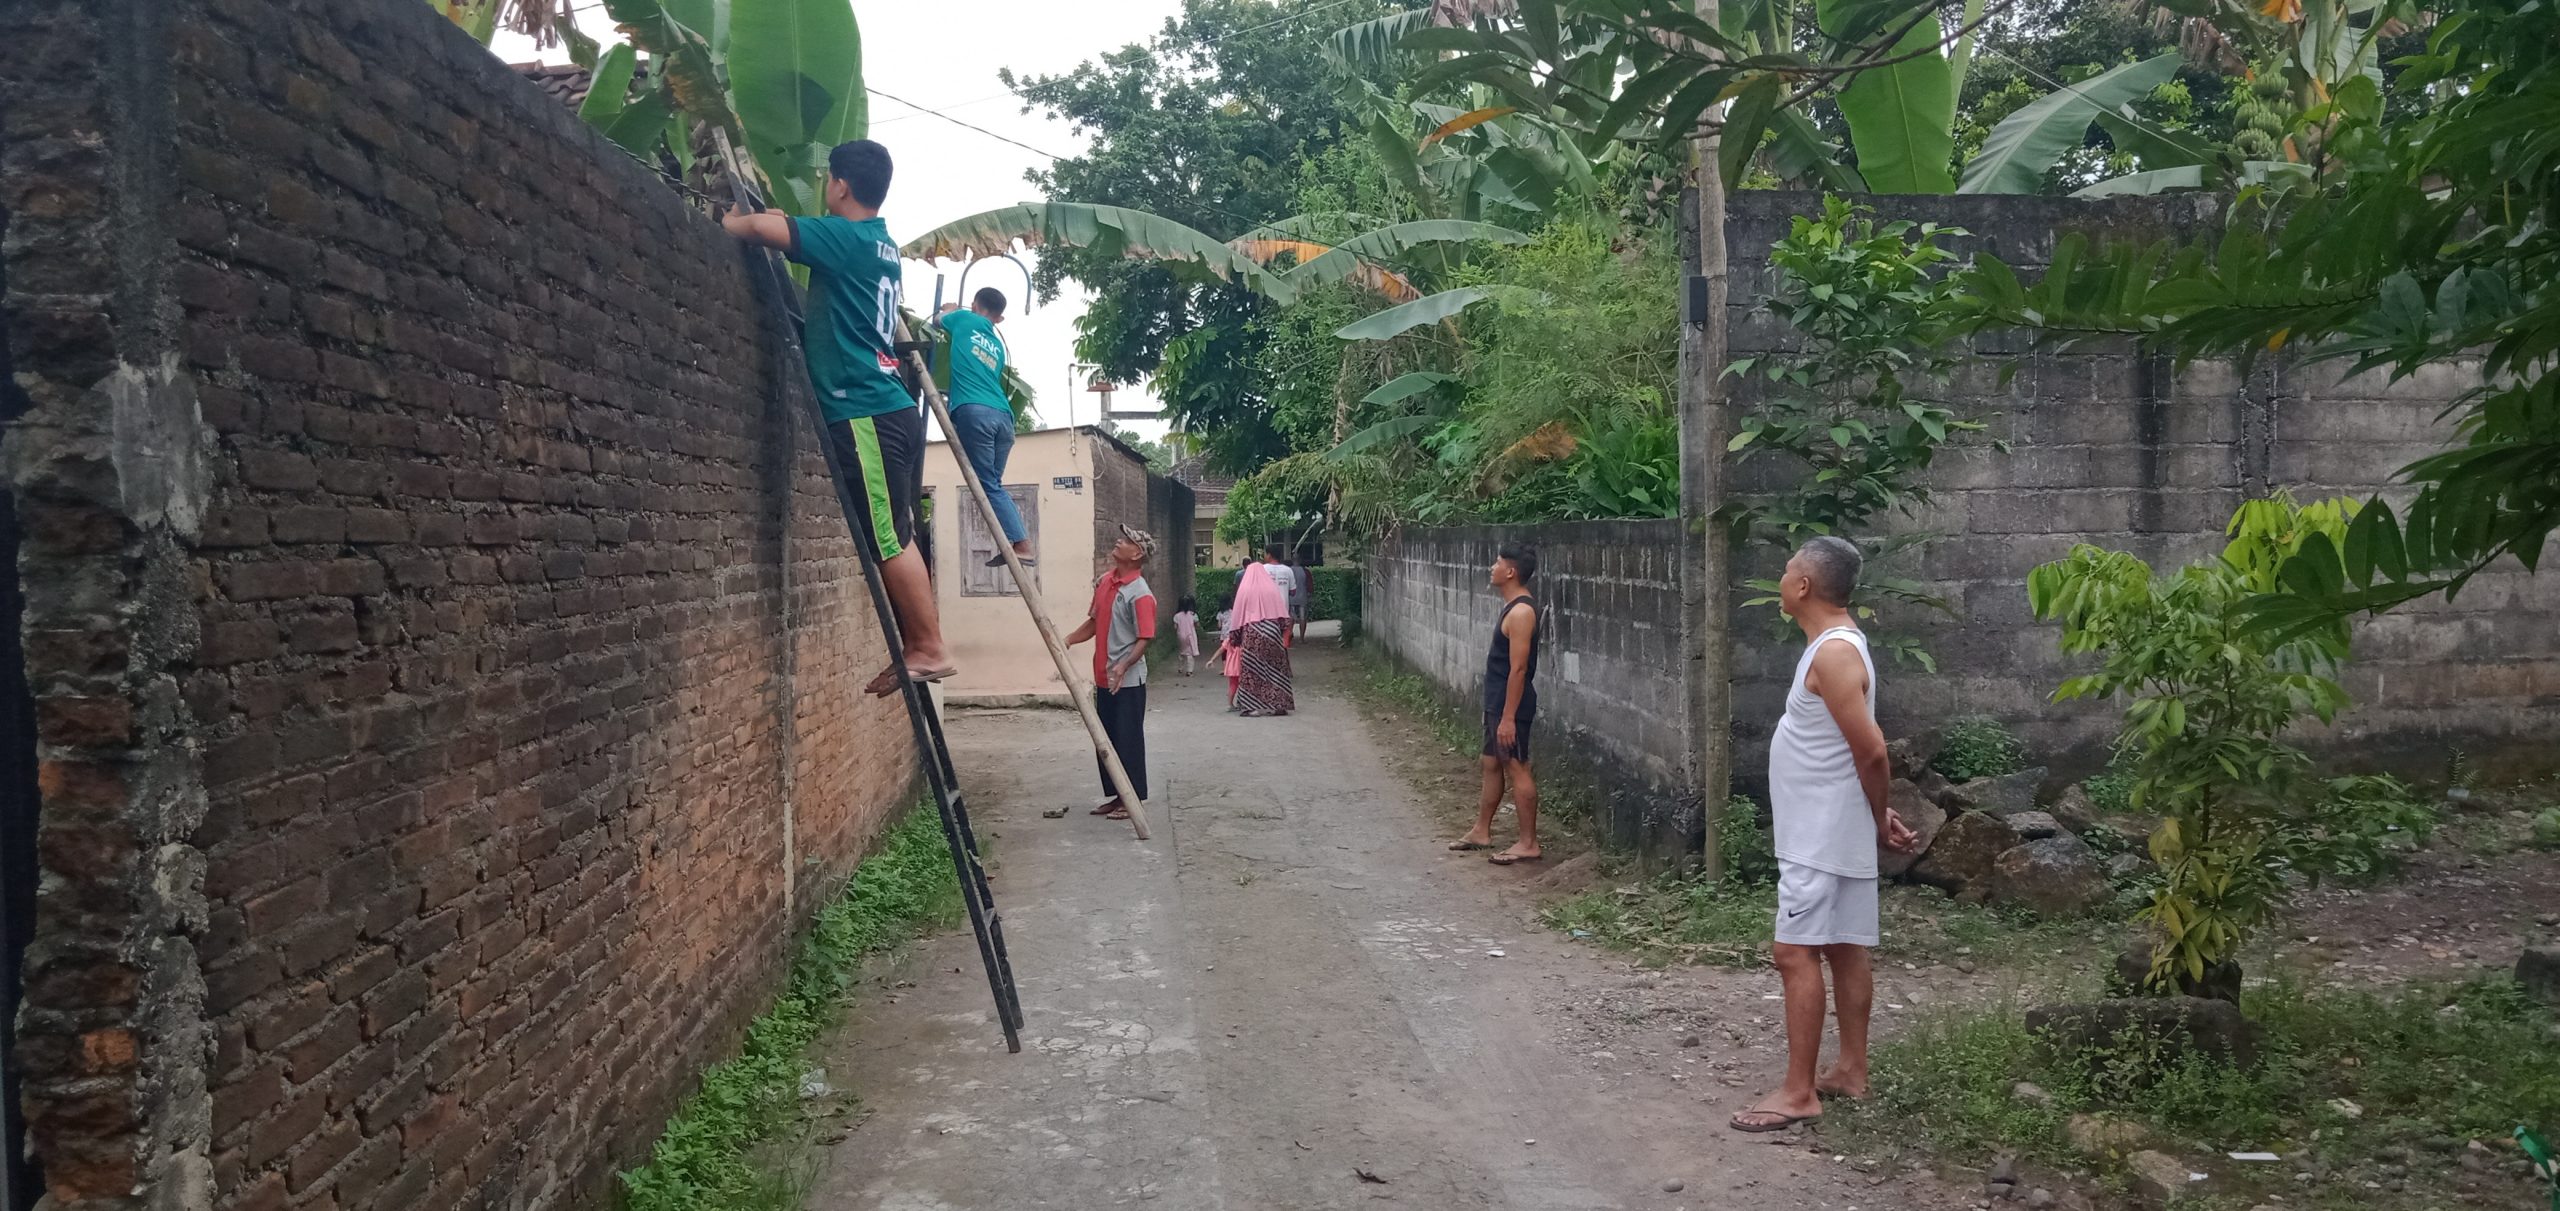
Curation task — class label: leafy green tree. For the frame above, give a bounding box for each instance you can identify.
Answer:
[1968,0,2560,625]
[1000,0,1394,470]
[2028,496,2357,988]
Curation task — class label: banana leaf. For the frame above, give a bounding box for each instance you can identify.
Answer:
[904,202,1289,301]
[578,43,639,126]
[1820,0,1957,193]
[1959,53,2181,194]
[1336,286,1544,342]
[728,0,867,213]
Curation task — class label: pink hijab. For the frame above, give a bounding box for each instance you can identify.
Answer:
[1229,561,1292,628]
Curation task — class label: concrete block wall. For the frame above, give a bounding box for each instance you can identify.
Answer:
[1364,523,1685,847]
[0,0,917,1207]
[1366,192,2560,842]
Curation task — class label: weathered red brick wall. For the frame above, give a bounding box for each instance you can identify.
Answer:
[0,0,917,1207]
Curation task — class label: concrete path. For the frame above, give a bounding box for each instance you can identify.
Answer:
[808,646,1954,1210]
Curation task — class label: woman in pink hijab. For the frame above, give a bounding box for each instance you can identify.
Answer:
[1228,553,1295,717]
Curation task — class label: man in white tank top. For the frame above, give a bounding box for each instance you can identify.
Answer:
[1732,537,1919,1134]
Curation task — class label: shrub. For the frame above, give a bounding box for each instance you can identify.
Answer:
[1719,794,1779,888]
[2277,774,2438,884]
[2532,807,2560,850]
[1191,564,1361,624]
[1934,716,2027,782]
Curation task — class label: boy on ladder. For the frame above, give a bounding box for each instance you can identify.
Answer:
[722,139,955,695]
[936,288,1033,567]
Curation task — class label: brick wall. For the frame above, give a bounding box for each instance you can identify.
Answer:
[1088,434,1195,616]
[0,0,917,1207]
[1366,192,2560,848]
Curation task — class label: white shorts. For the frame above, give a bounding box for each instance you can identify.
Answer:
[1774,863,1880,948]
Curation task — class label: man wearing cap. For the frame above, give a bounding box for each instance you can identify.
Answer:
[1066,526,1158,822]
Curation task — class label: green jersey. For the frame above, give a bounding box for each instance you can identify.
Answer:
[936,309,1009,412]
[785,214,915,423]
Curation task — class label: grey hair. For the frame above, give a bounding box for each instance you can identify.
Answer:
[1798,535,1863,605]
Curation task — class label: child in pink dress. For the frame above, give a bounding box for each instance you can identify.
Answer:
[1173,596,1201,675]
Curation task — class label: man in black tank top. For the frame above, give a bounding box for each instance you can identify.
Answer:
[1449,544,1543,865]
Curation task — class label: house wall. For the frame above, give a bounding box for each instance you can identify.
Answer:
[923,428,1191,703]
[0,1,916,1207]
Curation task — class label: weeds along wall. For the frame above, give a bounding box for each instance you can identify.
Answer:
[0,0,919,1207]
[1365,191,2560,849]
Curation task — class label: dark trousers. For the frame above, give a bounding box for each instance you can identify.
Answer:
[1095,684,1149,802]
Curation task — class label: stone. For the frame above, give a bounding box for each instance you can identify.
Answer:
[1915,768,1958,808]
[2517,946,2560,1008]
[2049,784,2102,834]
[1881,780,1950,879]
[2105,852,2149,881]
[2026,1187,2056,1209]
[1888,731,1943,781]
[1990,836,2110,915]
[2066,1113,2154,1157]
[1989,1155,2019,1184]
[2005,811,2066,841]
[1662,1178,1685,1193]
[2027,997,2260,1072]
[1909,812,2023,896]
[1947,767,2049,817]
[2125,1151,2196,1205]
[2011,1081,2056,1109]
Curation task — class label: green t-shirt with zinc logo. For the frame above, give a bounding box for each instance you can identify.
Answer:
[937,309,1010,413]
[785,214,915,424]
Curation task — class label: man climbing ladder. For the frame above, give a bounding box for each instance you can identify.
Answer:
[936,289,1034,567]
[724,136,1151,839]
[721,139,956,695]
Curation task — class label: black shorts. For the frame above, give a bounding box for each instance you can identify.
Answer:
[1482,712,1533,763]
[827,408,925,563]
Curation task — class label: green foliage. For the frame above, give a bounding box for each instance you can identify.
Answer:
[1957,54,2183,194]
[1718,794,1780,889]
[1933,716,2027,782]
[2531,808,2560,852]
[1819,0,1958,192]
[725,0,866,214]
[1731,197,1989,663]
[2277,773,2437,884]
[2081,747,2137,815]
[1844,977,2560,1186]
[619,808,961,1210]
[1967,0,2560,627]
[2027,495,2357,989]
[1193,564,1362,624]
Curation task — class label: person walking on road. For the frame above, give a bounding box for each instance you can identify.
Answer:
[1230,555,1295,717]
[1066,526,1158,823]
[1732,536,1919,1133]
[1173,595,1201,676]
[1289,554,1313,643]
[935,288,1033,567]
[1449,544,1543,865]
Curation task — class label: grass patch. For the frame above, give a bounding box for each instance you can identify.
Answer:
[1540,875,2115,970]
[619,806,963,1211]
[1835,977,2560,1202]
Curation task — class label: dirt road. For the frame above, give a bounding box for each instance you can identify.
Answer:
[809,645,1956,1210]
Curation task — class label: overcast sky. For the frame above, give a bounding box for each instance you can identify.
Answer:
[495,1,1189,437]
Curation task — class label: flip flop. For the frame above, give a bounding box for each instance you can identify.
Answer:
[907,664,959,685]
[1089,800,1124,816]
[1728,1110,1820,1134]
[1101,806,1132,821]
[1447,840,1494,851]
[1487,851,1544,866]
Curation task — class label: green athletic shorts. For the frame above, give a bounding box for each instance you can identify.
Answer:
[827,407,924,563]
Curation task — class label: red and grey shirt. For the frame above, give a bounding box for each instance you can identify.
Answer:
[1088,567,1157,688]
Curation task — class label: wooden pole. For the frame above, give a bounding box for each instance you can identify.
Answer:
[895,322,1154,841]
[1676,0,1733,879]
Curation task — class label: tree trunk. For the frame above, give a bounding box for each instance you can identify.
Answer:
[1673,0,1733,878]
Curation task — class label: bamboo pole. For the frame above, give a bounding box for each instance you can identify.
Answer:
[1677,0,1734,878]
[895,321,1154,841]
